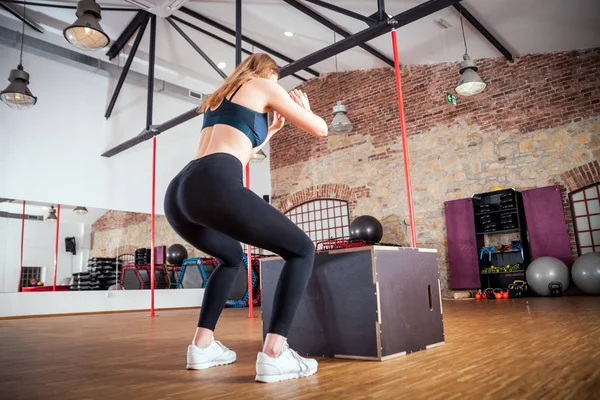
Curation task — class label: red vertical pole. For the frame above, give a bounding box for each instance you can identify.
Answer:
[53,204,61,291]
[18,200,25,292]
[245,164,255,318]
[391,30,417,248]
[150,136,156,317]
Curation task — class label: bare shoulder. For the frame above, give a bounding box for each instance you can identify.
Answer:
[247,77,282,93]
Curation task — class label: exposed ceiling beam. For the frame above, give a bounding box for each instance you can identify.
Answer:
[453,3,513,62]
[102,0,463,157]
[146,15,156,130]
[106,10,147,60]
[235,0,241,67]
[101,108,201,157]
[377,0,386,21]
[105,14,150,119]
[280,0,462,78]
[303,0,377,24]
[179,7,321,77]
[0,2,44,33]
[169,16,308,82]
[282,0,394,67]
[167,17,227,80]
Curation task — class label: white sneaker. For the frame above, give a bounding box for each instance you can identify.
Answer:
[255,342,318,383]
[186,338,236,370]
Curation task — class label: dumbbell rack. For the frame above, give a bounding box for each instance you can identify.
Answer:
[88,257,120,290]
[472,188,531,289]
[70,272,91,291]
[135,248,151,266]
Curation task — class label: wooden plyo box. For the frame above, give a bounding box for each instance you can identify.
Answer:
[260,246,445,361]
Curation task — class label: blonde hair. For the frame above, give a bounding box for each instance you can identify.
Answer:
[199,53,279,112]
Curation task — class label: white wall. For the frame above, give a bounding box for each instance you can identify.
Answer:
[0,289,204,317]
[0,205,8,293]
[249,144,272,200]
[0,45,198,214]
[1,202,92,292]
[0,45,273,215]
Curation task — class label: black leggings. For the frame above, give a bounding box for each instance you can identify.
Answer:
[163,153,315,337]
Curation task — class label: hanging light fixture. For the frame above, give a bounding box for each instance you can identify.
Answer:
[251,149,267,163]
[45,205,58,223]
[329,32,353,134]
[63,0,110,51]
[73,206,89,215]
[1,0,37,110]
[330,101,354,134]
[455,6,486,97]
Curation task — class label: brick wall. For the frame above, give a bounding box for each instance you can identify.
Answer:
[92,210,149,232]
[270,48,600,296]
[90,211,205,260]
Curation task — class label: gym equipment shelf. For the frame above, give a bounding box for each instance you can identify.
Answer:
[474,207,517,216]
[472,189,530,289]
[481,270,524,275]
[445,185,572,291]
[476,228,520,235]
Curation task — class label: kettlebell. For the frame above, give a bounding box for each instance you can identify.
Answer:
[493,288,503,299]
[508,281,524,298]
[502,288,509,299]
[549,281,563,297]
[513,280,528,290]
[485,288,495,300]
[513,280,528,298]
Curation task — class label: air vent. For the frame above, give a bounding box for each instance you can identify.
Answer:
[189,90,204,100]
[0,211,44,221]
[434,18,452,29]
[124,0,192,17]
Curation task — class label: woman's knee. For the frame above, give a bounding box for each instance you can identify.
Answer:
[293,235,316,259]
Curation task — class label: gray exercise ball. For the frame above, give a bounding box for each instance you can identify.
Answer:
[526,256,570,296]
[572,252,600,295]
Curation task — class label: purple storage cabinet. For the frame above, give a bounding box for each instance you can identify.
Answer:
[522,185,573,267]
[154,246,166,266]
[444,198,480,289]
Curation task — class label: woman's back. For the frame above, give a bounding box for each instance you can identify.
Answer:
[195,79,272,165]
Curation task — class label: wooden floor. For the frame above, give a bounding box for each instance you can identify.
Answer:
[1,297,599,400]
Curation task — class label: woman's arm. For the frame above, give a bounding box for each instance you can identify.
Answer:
[260,79,328,138]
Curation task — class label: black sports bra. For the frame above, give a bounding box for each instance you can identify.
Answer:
[201,85,269,148]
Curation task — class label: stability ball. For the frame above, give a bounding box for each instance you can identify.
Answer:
[167,244,188,266]
[572,252,600,295]
[526,256,570,296]
[350,215,383,243]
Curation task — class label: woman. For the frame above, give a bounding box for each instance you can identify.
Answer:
[164,53,328,383]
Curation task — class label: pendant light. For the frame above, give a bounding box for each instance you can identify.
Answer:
[45,205,58,223]
[73,206,89,215]
[455,6,486,97]
[1,0,37,110]
[63,0,110,51]
[251,149,267,163]
[329,32,354,134]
